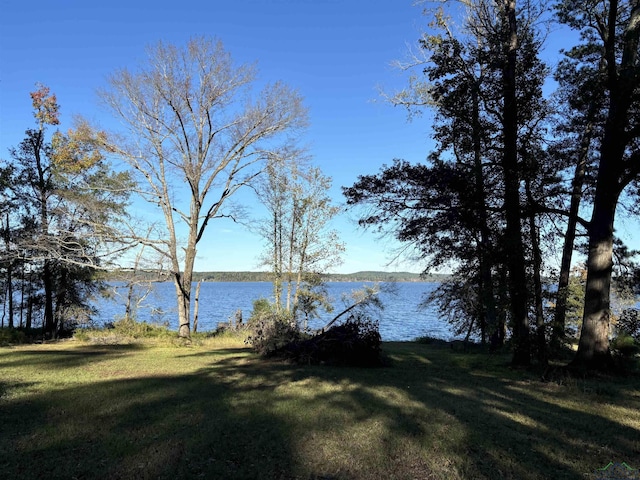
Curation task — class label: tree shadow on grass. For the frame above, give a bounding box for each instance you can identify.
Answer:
[0,343,145,370]
[1,343,639,479]
[1,370,298,479]
[176,347,253,360]
[192,344,640,479]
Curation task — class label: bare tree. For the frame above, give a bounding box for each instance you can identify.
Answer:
[255,153,344,325]
[100,37,308,338]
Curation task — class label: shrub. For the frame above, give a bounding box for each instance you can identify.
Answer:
[74,316,174,344]
[275,314,383,367]
[108,317,173,338]
[248,297,274,322]
[245,298,302,355]
[414,335,451,346]
[0,328,28,346]
[611,333,639,357]
[611,332,640,371]
[617,308,640,341]
[245,315,303,356]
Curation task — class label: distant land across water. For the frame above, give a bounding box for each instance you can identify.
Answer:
[101,270,450,283]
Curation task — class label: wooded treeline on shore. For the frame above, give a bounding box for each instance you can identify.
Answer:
[98,270,445,283]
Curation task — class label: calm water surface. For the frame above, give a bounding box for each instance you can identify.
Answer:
[93,281,455,341]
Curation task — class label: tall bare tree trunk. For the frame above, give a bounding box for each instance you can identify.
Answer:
[551,117,594,352]
[273,212,283,313]
[501,0,530,366]
[526,180,547,365]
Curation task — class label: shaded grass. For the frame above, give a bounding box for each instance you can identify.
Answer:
[1,338,639,479]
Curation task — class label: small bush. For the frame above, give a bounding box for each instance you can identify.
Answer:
[245,316,303,356]
[245,298,302,355]
[74,317,174,344]
[610,333,640,371]
[0,327,53,345]
[611,333,639,357]
[108,317,173,338]
[414,335,450,346]
[0,328,28,346]
[248,297,275,321]
[617,308,640,341]
[275,314,383,367]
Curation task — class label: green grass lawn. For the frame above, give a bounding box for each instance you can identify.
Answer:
[1,336,639,479]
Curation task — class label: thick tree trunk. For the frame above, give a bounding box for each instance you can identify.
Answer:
[173,202,199,339]
[572,114,623,368]
[573,82,625,369]
[573,194,617,368]
[178,251,197,339]
[573,0,640,368]
[174,273,191,339]
[502,0,530,366]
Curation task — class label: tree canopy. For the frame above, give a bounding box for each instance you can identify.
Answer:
[346,0,640,370]
[98,37,308,338]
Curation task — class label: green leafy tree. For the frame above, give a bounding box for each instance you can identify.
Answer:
[3,85,131,337]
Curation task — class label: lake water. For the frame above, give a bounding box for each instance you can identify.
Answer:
[93,281,456,341]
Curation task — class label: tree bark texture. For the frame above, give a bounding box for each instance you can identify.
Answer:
[501,0,530,366]
[573,0,640,368]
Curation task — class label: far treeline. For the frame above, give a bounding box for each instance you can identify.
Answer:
[101,270,447,283]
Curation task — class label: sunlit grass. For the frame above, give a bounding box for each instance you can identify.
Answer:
[1,337,639,479]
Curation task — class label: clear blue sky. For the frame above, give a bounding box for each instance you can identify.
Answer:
[1,0,436,273]
[1,0,638,274]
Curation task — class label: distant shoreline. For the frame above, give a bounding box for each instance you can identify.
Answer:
[100,270,450,283]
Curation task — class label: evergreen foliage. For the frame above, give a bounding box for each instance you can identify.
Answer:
[0,86,131,337]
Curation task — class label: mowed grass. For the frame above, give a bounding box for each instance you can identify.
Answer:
[1,336,639,479]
